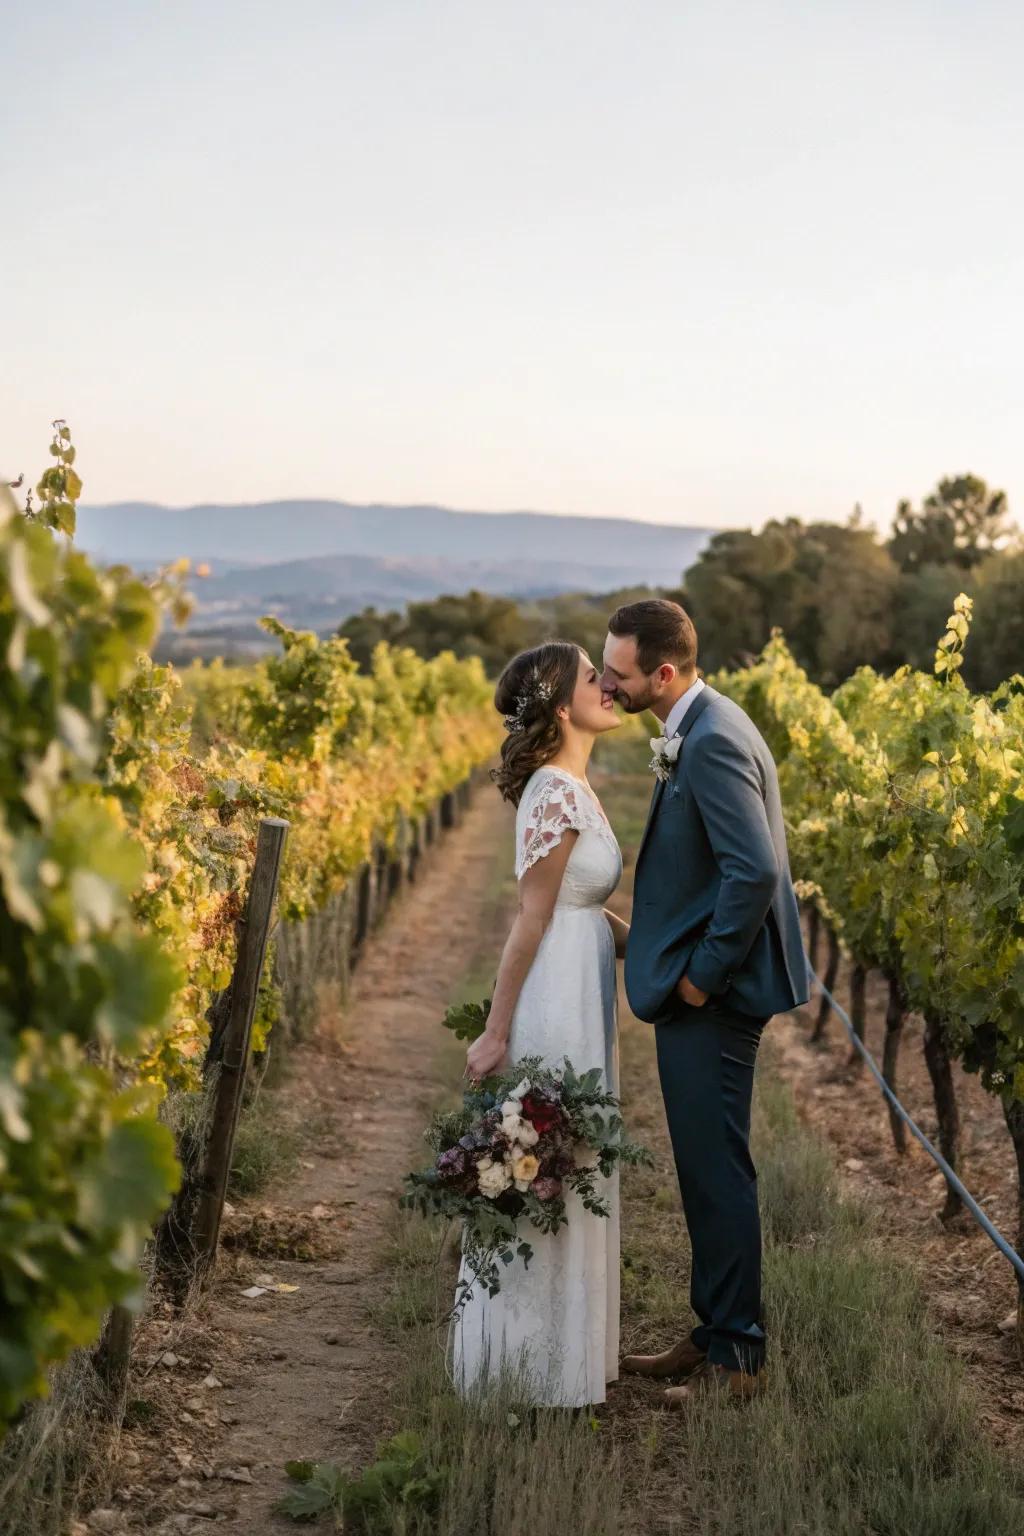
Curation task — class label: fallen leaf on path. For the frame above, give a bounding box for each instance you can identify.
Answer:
[240,1286,267,1299]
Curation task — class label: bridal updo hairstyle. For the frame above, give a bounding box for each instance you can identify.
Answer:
[492,640,581,806]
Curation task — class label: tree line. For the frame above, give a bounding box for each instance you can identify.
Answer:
[338,475,1021,689]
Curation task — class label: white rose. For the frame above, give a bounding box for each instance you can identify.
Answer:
[501,1113,524,1141]
[511,1078,532,1100]
[513,1121,539,1149]
[500,1099,521,1119]
[478,1161,512,1199]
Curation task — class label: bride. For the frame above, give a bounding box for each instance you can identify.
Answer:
[451,640,627,1408]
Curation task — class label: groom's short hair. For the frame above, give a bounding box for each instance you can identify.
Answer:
[608,598,698,675]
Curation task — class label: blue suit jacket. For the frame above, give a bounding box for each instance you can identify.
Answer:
[625,685,809,1023]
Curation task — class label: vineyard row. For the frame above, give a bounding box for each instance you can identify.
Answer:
[0,427,500,1431]
[715,604,1024,1335]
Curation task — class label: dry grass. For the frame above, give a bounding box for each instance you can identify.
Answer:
[366,1039,1024,1535]
[355,755,1024,1536]
[0,1352,114,1536]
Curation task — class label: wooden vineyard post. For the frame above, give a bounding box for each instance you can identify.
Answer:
[191,817,290,1274]
[386,817,406,902]
[424,801,441,847]
[374,839,389,921]
[407,814,424,883]
[93,1302,135,1408]
[882,973,908,1155]
[845,963,867,1073]
[922,1011,963,1224]
[1003,1095,1024,1355]
[811,927,841,1043]
[353,859,373,962]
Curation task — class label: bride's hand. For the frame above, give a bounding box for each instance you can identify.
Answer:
[603,906,630,959]
[465,1027,509,1083]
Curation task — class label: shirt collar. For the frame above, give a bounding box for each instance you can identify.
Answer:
[664,676,706,739]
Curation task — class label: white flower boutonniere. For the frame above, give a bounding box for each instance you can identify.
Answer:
[649,734,682,782]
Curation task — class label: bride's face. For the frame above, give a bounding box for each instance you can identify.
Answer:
[560,650,622,737]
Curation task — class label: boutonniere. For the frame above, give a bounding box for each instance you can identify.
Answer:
[649,734,682,783]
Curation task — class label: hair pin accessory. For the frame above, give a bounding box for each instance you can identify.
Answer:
[503,669,554,733]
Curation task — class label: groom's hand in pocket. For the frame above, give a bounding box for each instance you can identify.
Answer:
[677,974,708,1008]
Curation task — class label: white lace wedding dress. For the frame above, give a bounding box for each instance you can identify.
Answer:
[451,765,623,1407]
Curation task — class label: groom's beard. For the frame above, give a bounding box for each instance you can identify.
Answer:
[614,682,658,715]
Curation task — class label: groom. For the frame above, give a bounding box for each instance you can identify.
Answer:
[601,599,808,1407]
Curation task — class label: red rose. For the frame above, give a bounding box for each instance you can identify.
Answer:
[522,1093,563,1136]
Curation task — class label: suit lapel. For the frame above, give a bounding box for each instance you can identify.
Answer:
[635,686,718,869]
[637,774,665,865]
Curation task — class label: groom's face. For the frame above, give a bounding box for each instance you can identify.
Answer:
[601,632,675,714]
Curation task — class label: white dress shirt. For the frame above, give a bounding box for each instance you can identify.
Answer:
[664,676,706,739]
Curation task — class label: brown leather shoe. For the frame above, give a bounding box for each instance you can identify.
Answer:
[663,1361,764,1408]
[621,1336,707,1379]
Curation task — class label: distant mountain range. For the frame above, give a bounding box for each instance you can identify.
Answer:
[75,499,714,655]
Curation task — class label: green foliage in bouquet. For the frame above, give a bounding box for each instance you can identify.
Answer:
[401,1052,651,1314]
[440,996,491,1041]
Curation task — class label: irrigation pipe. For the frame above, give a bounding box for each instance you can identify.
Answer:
[807,964,1024,1287]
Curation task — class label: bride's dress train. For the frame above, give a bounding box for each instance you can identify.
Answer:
[451,766,623,1407]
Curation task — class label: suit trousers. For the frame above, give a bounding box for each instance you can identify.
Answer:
[654,997,768,1372]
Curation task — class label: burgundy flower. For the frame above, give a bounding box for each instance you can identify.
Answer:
[531,1176,563,1202]
[522,1092,564,1136]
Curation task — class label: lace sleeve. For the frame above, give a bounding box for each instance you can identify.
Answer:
[517,771,590,878]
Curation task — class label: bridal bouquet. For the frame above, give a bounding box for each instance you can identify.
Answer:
[401,1017,650,1312]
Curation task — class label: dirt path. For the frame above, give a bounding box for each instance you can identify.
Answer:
[769,942,1024,1453]
[118,789,513,1536]
[102,779,1023,1536]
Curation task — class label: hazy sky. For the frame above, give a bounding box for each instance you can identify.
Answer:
[3,1,1022,530]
